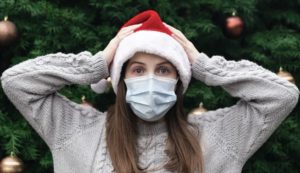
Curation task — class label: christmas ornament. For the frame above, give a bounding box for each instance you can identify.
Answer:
[277,67,295,84]
[81,95,93,107]
[0,16,18,47]
[106,77,112,89]
[224,11,244,38]
[189,102,208,116]
[0,153,24,173]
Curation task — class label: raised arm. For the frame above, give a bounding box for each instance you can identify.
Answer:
[164,22,299,164]
[191,52,299,163]
[1,24,141,151]
[1,51,108,150]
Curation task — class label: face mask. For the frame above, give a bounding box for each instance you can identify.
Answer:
[124,75,178,122]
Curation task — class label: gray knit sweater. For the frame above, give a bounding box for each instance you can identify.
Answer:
[1,51,299,173]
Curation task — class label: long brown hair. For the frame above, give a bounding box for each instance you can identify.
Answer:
[106,66,203,173]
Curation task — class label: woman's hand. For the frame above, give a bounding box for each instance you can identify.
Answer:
[163,23,200,64]
[103,24,142,66]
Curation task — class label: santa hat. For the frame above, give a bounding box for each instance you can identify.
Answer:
[91,10,191,94]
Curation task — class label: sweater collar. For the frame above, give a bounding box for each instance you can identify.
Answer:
[137,120,168,136]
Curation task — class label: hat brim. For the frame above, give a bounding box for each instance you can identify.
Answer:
[111,30,191,93]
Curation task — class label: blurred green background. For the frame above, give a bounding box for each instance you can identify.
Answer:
[0,0,299,172]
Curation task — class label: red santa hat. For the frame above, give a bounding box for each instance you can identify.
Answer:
[91,10,191,94]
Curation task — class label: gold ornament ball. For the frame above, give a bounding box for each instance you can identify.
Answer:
[277,67,295,84]
[81,95,93,107]
[190,102,208,116]
[0,155,24,173]
[103,77,112,93]
[106,77,112,89]
[0,16,18,46]
[107,77,112,83]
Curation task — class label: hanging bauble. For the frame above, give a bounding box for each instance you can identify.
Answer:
[81,95,93,107]
[0,153,24,173]
[277,67,295,84]
[224,11,244,38]
[189,102,208,116]
[105,77,112,90]
[0,16,18,47]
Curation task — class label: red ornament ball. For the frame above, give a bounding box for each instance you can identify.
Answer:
[225,14,244,38]
[0,17,18,46]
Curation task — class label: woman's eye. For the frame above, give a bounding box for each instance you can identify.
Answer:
[157,66,170,74]
[133,67,144,74]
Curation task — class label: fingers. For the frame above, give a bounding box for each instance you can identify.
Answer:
[163,22,199,64]
[122,23,142,31]
[103,24,142,66]
[163,22,188,43]
[116,24,142,40]
[171,33,186,48]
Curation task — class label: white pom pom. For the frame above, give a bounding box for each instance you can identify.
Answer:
[90,79,109,94]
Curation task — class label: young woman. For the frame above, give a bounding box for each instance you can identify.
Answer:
[1,10,299,173]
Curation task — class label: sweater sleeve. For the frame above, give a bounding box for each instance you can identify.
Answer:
[190,52,299,164]
[0,51,109,150]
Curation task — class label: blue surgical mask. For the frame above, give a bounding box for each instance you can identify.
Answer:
[124,75,178,122]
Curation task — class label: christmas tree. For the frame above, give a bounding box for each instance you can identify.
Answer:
[0,0,299,172]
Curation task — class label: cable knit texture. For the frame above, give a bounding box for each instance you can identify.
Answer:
[1,51,298,173]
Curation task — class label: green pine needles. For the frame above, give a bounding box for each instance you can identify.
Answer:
[0,0,299,172]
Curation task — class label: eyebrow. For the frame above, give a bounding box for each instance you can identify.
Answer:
[157,61,172,66]
[127,61,145,67]
[127,60,173,67]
